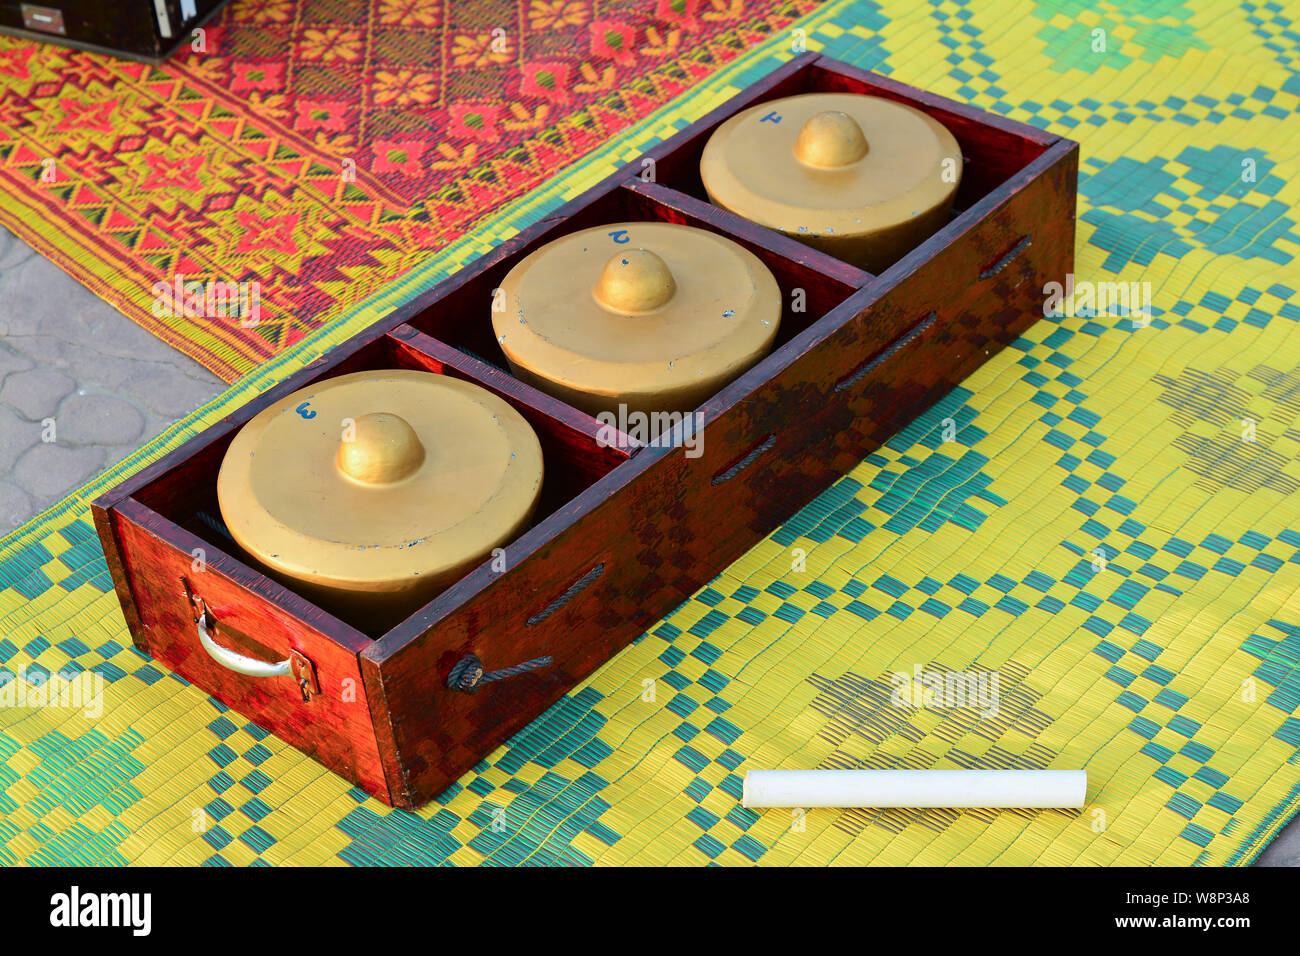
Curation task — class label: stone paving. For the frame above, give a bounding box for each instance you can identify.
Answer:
[0,224,225,533]
[1,223,1297,865]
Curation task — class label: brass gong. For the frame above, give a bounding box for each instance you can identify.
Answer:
[492,221,783,427]
[700,92,962,272]
[217,369,544,632]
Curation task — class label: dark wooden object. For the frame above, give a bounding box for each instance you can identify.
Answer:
[0,0,230,63]
[92,54,1078,808]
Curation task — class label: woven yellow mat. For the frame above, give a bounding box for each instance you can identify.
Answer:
[2,0,1300,865]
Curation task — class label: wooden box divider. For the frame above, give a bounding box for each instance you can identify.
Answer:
[394,179,869,375]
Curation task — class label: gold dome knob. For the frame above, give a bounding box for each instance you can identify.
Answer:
[592,249,677,314]
[336,412,425,485]
[793,110,869,168]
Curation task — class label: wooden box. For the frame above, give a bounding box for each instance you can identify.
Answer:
[92,53,1078,809]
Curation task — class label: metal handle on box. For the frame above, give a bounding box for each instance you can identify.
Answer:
[180,578,319,701]
[195,611,293,678]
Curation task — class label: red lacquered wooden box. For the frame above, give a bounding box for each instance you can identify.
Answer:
[92,54,1078,809]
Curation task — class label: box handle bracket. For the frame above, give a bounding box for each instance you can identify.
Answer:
[180,577,320,702]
